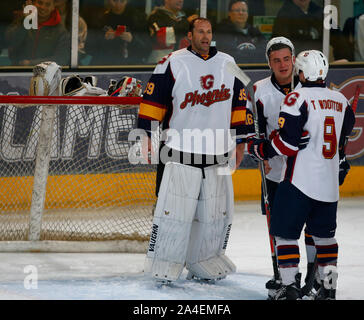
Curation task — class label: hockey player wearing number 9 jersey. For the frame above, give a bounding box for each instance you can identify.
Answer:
[247,50,355,299]
[137,17,255,284]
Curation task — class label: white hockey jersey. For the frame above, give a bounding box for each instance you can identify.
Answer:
[270,83,355,202]
[247,75,301,182]
[138,46,254,155]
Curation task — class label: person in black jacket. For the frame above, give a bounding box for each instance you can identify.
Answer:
[215,0,267,64]
[272,0,350,62]
[87,0,150,65]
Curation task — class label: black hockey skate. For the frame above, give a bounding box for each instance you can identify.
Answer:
[314,267,337,300]
[301,262,321,299]
[266,278,282,300]
[272,273,301,300]
[315,283,336,300]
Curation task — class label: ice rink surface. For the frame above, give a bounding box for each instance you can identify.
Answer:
[0,197,363,300]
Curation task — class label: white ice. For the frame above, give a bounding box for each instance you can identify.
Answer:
[0,197,362,300]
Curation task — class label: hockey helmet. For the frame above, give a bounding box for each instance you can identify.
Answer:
[295,50,328,82]
[265,36,295,67]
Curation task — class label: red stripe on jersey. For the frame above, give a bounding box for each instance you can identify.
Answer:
[272,135,297,157]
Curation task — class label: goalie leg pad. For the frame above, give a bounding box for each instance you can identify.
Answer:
[144,162,203,281]
[186,165,236,280]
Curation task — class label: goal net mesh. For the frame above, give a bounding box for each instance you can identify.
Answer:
[0,97,155,245]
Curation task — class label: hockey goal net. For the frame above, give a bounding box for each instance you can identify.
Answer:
[0,95,155,252]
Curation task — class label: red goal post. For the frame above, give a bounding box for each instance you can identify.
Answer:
[0,95,154,252]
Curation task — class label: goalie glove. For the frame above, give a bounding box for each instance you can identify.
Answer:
[109,76,142,97]
[60,75,106,96]
[29,61,62,96]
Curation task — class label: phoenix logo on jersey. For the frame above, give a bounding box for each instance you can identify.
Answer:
[180,75,231,109]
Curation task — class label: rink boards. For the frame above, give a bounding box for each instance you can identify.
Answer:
[0,167,363,211]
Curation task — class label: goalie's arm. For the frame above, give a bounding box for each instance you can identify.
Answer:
[137,62,174,136]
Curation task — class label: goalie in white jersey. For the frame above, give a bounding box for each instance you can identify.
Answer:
[248,50,355,299]
[137,17,254,284]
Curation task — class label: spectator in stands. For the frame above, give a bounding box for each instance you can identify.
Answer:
[54,0,90,65]
[0,1,31,65]
[272,0,351,62]
[215,0,267,63]
[146,0,198,63]
[87,0,150,65]
[343,3,364,62]
[6,0,70,66]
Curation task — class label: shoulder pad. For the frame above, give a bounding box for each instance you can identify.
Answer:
[280,90,304,116]
[153,52,173,74]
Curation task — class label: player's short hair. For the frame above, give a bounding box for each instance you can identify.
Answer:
[267,43,293,57]
[189,17,212,33]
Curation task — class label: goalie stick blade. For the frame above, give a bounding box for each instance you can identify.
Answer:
[225,61,252,87]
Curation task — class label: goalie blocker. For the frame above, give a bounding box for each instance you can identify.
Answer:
[144,161,236,282]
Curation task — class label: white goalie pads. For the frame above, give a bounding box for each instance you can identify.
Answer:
[144,162,203,281]
[29,61,62,96]
[186,165,236,280]
[59,75,106,96]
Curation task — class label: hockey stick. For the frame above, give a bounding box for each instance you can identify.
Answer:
[226,61,280,282]
[352,85,361,113]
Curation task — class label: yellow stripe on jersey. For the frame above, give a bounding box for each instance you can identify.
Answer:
[231,108,246,125]
[139,102,167,122]
[278,254,300,260]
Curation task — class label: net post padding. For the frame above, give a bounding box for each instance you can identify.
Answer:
[29,104,57,241]
[0,95,153,253]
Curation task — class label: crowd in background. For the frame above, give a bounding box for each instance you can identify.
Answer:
[0,0,363,67]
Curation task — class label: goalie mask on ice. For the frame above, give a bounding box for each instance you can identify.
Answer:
[29,61,62,96]
[144,162,236,282]
[108,76,142,97]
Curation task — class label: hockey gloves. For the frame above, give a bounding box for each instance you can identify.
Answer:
[339,155,350,186]
[248,130,310,162]
[247,138,271,161]
[298,131,310,150]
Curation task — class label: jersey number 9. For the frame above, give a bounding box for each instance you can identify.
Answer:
[323,116,337,159]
